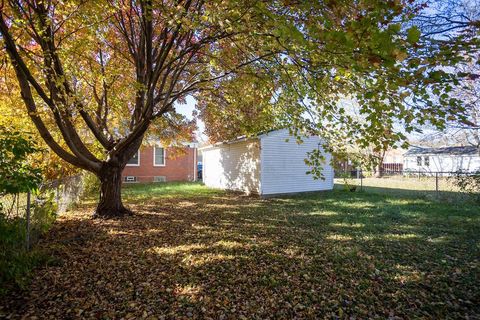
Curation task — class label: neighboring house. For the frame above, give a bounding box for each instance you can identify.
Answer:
[122,144,197,183]
[334,148,406,177]
[403,146,480,174]
[382,148,406,172]
[200,129,334,196]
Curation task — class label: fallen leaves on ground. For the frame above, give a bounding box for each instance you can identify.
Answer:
[1,184,479,319]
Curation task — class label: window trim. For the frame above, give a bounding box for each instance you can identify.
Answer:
[153,146,166,167]
[126,150,141,167]
[123,176,138,183]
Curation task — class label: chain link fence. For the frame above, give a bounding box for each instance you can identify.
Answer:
[1,175,87,292]
[334,170,480,202]
[0,175,84,251]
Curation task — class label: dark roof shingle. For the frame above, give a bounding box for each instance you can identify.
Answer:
[405,146,479,156]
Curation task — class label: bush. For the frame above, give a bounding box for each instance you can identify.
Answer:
[0,215,39,294]
[450,170,480,203]
[81,172,100,197]
[0,190,57,294]
[0,127,55,294]
[0,126,42,195]
[31,190,58,239]
[337,171,358,192]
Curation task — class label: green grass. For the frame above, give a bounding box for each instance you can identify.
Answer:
[336,175,457,191]
[2,182,479,318]
[335,176,478,203]
[122,181,223,199]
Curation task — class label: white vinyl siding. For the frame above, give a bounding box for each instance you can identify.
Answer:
[404,154,480,174]
[202,140,261,194]
[201,129,334,196]
[126,150,140,166]
[260,129,334,195]
[153,146,166,166]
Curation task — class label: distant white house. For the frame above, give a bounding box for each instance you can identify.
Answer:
[403,146,480,174]
[199,129,334,196]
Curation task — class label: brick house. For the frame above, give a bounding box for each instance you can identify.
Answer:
[122,144,197,183]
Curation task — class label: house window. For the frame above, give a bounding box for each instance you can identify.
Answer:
[416,156,422,166]
[126,151,140,166]
[154,146,166,166]
[154,176,167,182]
[123,176,137,183]
[424,156,430,166]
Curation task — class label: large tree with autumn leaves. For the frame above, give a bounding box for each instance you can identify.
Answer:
[0,0,477,217]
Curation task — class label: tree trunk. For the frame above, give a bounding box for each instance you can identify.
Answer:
[375,162,383,178]
[94,163,132,218]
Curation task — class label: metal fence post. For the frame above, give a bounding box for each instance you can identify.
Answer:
[26,191,31,251]
[360,169,363,191]
[435,172,439,198]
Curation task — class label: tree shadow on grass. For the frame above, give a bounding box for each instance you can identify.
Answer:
[1,189,479,319]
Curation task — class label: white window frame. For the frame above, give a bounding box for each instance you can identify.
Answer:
[123,176,138,183]
[126,150,140,166]
[153,146,166,167]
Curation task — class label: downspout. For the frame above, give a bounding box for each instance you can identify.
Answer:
[193,146,197,182]
[259,139,263,196]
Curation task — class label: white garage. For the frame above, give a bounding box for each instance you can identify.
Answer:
[200,129,334,196]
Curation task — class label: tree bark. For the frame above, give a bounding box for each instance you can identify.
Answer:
[94,163,132,218]
[374,150,386,178]
[374,162,383,178]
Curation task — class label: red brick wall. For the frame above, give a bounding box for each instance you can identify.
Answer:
[122,146,196,183]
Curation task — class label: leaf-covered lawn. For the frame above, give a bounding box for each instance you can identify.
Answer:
[1,183,479,319]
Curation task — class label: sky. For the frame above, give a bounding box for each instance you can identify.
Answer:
[174,95,207,143]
